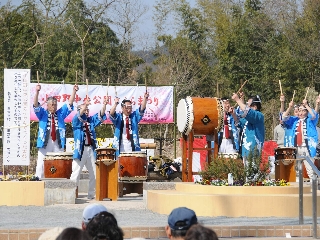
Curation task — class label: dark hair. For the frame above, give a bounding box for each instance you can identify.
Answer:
[221,97,229,102]
[185,224,219,240]
[85,211,124,240]
[56,227,91,240]
[121,99,132,107]
[171,229,188,238]
[249,95,262,111]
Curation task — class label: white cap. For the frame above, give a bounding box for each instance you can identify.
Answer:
[82,203,108,224]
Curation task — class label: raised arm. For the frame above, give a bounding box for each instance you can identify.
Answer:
[69,84,79,106]
[100,97,108,116]
[280,94,285,113]
[109,97,120,117]
[282,100,294,119]
[303,99,315,119]
[315,94,320,113]
[140,92,149,112]
[232,92,246,111]
[33,84,41,107]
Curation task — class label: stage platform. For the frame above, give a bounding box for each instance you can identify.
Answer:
[144,182,320,218]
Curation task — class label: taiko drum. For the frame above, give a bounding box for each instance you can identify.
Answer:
[177,97,223,135]
[44,152,73,179]
[118,152,148,178]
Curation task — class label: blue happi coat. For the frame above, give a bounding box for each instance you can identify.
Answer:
[72,111,107,160]
[110,107,145,158]
[33,103,73,149]
[238,106,265,158]
[282,111,318,157]
[218,114,239,151]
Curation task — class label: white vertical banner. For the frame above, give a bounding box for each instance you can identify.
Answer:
[3,69,30,166]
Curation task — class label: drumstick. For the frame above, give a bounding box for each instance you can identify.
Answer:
[236,79,248,95]
[291,90,296,102]
[37,71,39,84]
[114,85,117,97]
[145,77,147,93]
[75,71,77,85]
[305,87,309,100]
[279,80,283,95]
[107,77,109,96]
[86,78,89,100]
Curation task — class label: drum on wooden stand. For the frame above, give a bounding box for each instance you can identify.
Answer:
[118,152,148,181]
[177,97,224,135]
[95,148,117,201]
[274,147,297,182]
[44,152,73,179]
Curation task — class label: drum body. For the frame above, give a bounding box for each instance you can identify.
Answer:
[44,152,73,179]
[96,148,116,160]
[177,97,223,135]
[119,152,148,180]
[274,147,296,165]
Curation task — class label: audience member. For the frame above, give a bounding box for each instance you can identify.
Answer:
[165,207,198,240]
[56,227,91,240]
[85,211,124,240]
[82,203,108,230]
[38,227,64,240]
[185,224,219,240]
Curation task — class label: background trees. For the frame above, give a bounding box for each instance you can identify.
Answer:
[0,0,319,159]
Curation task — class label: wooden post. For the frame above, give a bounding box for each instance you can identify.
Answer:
[187,131,194,182]
[182,134,188,182]
[213,129,219,159]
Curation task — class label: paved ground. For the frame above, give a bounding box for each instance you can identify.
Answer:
[0,192,319,240]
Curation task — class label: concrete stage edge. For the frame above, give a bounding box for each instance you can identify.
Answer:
[144,182,320,217]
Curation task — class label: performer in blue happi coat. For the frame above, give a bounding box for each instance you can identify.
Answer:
[70,99,107,199]
[282,98,318,179]
[33,84,78,179]
[232,93,265,167]
[109,92,149,158]
[218,97,239,154]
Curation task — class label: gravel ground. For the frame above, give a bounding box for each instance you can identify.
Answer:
[0,193,317,230]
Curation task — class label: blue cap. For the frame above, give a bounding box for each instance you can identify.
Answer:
[82,204,108,224]
[168,207,198,230]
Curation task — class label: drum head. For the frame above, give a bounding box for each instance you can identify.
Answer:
[177,97,194,135]
[45,152,73,156]
[96,147,116,151]
[119,151,146,157]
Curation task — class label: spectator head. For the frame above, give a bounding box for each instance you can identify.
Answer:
[85,211,124,240]
[56,227,91,240]
[38,227,64,240]
[185,224,219,240]
[165,207,198,239]
[82,203,108,230]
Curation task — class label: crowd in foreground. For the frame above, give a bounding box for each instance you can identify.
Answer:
[38,204,218,240]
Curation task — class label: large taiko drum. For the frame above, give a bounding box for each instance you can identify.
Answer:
[177,97,224,135]
[274,147,296,165]
[119,152,148,181]
[44,152,73,179]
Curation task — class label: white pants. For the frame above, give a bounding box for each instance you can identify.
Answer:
[219,139,237,153]
[297,146,315,179]
[36,139,63,179]
[70,146,96,198]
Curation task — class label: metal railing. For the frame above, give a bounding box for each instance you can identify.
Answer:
[297,154,320,238]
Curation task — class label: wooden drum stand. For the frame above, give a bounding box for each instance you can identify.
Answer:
[95,148,117,201]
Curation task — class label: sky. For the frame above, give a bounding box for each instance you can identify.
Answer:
[1,0,197,50]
